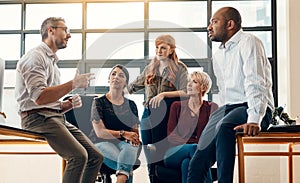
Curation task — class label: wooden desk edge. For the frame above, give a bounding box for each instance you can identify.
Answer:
[0,125,66,176]
[0,126,45,141]
[236,132,300,137]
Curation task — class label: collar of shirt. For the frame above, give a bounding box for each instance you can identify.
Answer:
[156,66,169,77]
[219,29,243,50]
[40,42,59,64]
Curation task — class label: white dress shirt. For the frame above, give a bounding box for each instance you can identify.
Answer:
[212,29,274,124]
[15,42,62,113]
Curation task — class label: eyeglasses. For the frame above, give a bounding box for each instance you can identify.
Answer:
[51,26,71,34]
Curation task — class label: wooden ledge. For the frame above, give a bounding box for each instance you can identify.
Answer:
[0,124,45,141]
[236,132,300,144]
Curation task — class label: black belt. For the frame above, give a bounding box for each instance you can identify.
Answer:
[20,108,61,119]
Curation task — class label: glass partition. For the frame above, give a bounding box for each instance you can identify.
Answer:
[0,34,21,60]
[212,0,272,27]
[149,1,207,28]
[25,3,82,30]
[87,2,144,29]
[0,4,21,30]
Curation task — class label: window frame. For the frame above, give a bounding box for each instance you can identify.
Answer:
[0,0,277,105]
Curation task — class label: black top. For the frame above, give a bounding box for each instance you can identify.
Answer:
[89,95,140,144]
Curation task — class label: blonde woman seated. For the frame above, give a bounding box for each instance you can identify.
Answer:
[164,71,218,183]
[89,64,141,183]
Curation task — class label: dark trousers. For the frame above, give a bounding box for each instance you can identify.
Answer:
[187,103,272,183]
[140,98,181,183]
[22,110,103,183]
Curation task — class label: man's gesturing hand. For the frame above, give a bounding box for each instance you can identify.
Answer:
[73,70,95,88]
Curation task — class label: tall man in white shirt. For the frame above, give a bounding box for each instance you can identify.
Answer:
[15,17,103,183]
[187,7,274,183]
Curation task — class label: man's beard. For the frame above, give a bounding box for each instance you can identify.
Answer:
[212,33,227,42]
[211,27,228,42]
[55,40,67,49]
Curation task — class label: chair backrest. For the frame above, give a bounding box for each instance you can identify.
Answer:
[64,95,96,136]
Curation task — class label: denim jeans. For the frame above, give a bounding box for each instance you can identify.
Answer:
[164,144,212,183]
[187,104,272,183]
[141,98,181,183]
[95,141,141,183]
[21,110,103,183]
[140,108,168,182]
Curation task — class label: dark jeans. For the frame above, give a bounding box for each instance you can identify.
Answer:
[164,144,212,183]
[140,98,181,183]
[21,110,103,183]
[140,108,166,182]
[187,103,272,183]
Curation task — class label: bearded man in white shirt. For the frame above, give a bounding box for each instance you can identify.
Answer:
[187,7,274,183]
[15,17,103,183]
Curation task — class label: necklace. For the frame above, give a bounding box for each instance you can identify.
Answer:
[188,100,202,117]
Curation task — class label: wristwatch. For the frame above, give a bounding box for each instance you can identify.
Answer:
[119,130,125,138]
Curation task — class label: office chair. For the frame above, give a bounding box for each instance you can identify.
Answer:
[64,95,140,183]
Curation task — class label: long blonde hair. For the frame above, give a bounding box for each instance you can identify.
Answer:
[146,34,180,85]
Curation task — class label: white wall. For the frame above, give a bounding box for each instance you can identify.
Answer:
[0,143,63,183]
[0,58,5,124]
[287,0,300,120]
[277,0,300,121]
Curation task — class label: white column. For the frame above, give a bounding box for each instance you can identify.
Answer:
[277,0,300,122]
[0,58,4,112]
[288,0,300,120]
[0,58,5,123]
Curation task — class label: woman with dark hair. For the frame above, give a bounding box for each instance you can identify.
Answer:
[128,34,188,182]
[90,64,141,183]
